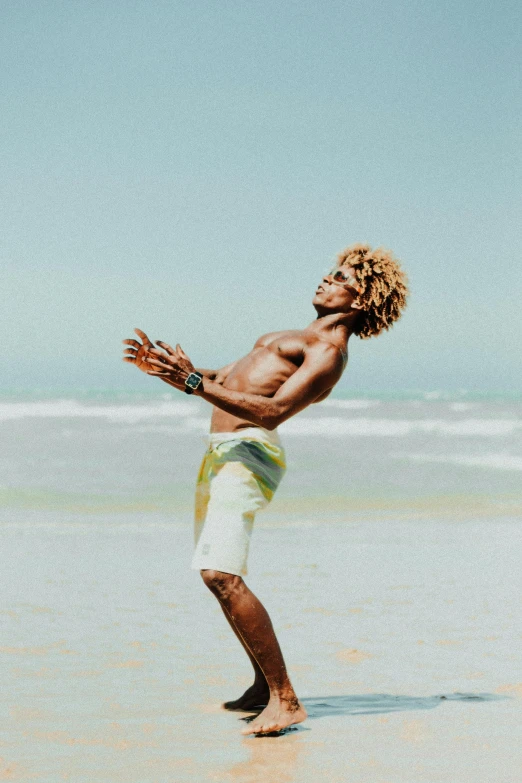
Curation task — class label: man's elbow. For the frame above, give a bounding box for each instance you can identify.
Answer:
[264,402,294,430]
[257,412,280,431]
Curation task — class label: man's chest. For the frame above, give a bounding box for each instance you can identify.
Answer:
[256,329,311,367]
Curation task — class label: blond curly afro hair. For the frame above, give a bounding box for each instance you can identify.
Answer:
[337,243,409,339]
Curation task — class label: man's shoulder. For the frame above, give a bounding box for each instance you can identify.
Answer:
[296,338,347,386]
[304,338,346,366]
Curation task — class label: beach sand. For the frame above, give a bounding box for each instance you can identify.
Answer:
[1,394,521,781]
[1,514,520,782]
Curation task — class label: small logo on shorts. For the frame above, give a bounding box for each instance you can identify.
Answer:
[202,544,210,555]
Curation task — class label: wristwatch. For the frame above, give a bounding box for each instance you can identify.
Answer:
[184,372,203,394]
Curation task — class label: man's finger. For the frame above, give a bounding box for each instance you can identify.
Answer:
[156,340,176,356]
[122,357,136,363]
[176,344,189,359]
[134,328,153,345]
[123,348,137,356]
[146,357,171,368]
[122,339,140,348]
[146,370,168,376]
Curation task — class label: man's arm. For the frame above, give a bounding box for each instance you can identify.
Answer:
[161,362,235,389]
[194,359,238,384]
[194,368,218,380]
[122,329,235,387]
[146,341,343,430]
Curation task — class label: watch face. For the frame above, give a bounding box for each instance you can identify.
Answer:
[186,374,200,389]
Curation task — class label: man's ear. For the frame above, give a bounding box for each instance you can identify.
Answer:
[350,298,364,311]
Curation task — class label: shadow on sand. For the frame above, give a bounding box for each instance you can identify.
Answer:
[240,692,508,737]
[301,691,507,719]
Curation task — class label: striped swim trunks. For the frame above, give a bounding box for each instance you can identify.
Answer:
[191,427,287,577]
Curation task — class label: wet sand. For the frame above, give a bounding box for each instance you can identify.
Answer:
[1,513,521,782]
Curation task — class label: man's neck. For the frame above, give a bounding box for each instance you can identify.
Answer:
[306,312,358,344]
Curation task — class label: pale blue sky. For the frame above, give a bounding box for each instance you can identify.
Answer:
[2,0,521,394]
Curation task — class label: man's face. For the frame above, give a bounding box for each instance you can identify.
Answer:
[313,265,363,314]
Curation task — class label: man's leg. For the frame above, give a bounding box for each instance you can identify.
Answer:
[201,569,307,734]
[218,601,270,711]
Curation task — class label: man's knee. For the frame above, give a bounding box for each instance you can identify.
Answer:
[200,569,243,600]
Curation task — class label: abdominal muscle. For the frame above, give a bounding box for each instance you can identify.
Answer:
[210,342,301,433]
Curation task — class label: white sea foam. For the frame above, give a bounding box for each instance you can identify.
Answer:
[319,399,379,410]
[449,402,477,412]
[279,416,522,437]
[2,400,520,439]
[0,399,196,423]
[419,418,521,436]
[132,416,210,434]
[399,452,522,471]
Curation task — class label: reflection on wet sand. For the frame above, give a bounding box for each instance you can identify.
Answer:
[224,730,305,782]
[219,692,507,782]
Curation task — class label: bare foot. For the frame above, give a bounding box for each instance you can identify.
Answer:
[241,696,307,735]
[223,683,270,712]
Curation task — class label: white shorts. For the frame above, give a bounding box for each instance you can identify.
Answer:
[191,427,286,577]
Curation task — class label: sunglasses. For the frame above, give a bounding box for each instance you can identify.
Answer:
[327,267,361,293]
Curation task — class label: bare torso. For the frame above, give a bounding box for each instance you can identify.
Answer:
[210,329,347,432]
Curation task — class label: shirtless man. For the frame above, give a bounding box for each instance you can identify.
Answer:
[122,243,408,735]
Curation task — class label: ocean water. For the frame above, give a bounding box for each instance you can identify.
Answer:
[1,391,520,529]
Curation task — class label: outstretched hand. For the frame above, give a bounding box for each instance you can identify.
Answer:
[146,341,197,389]
[122,328,156,373]
[122,329,197,391]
